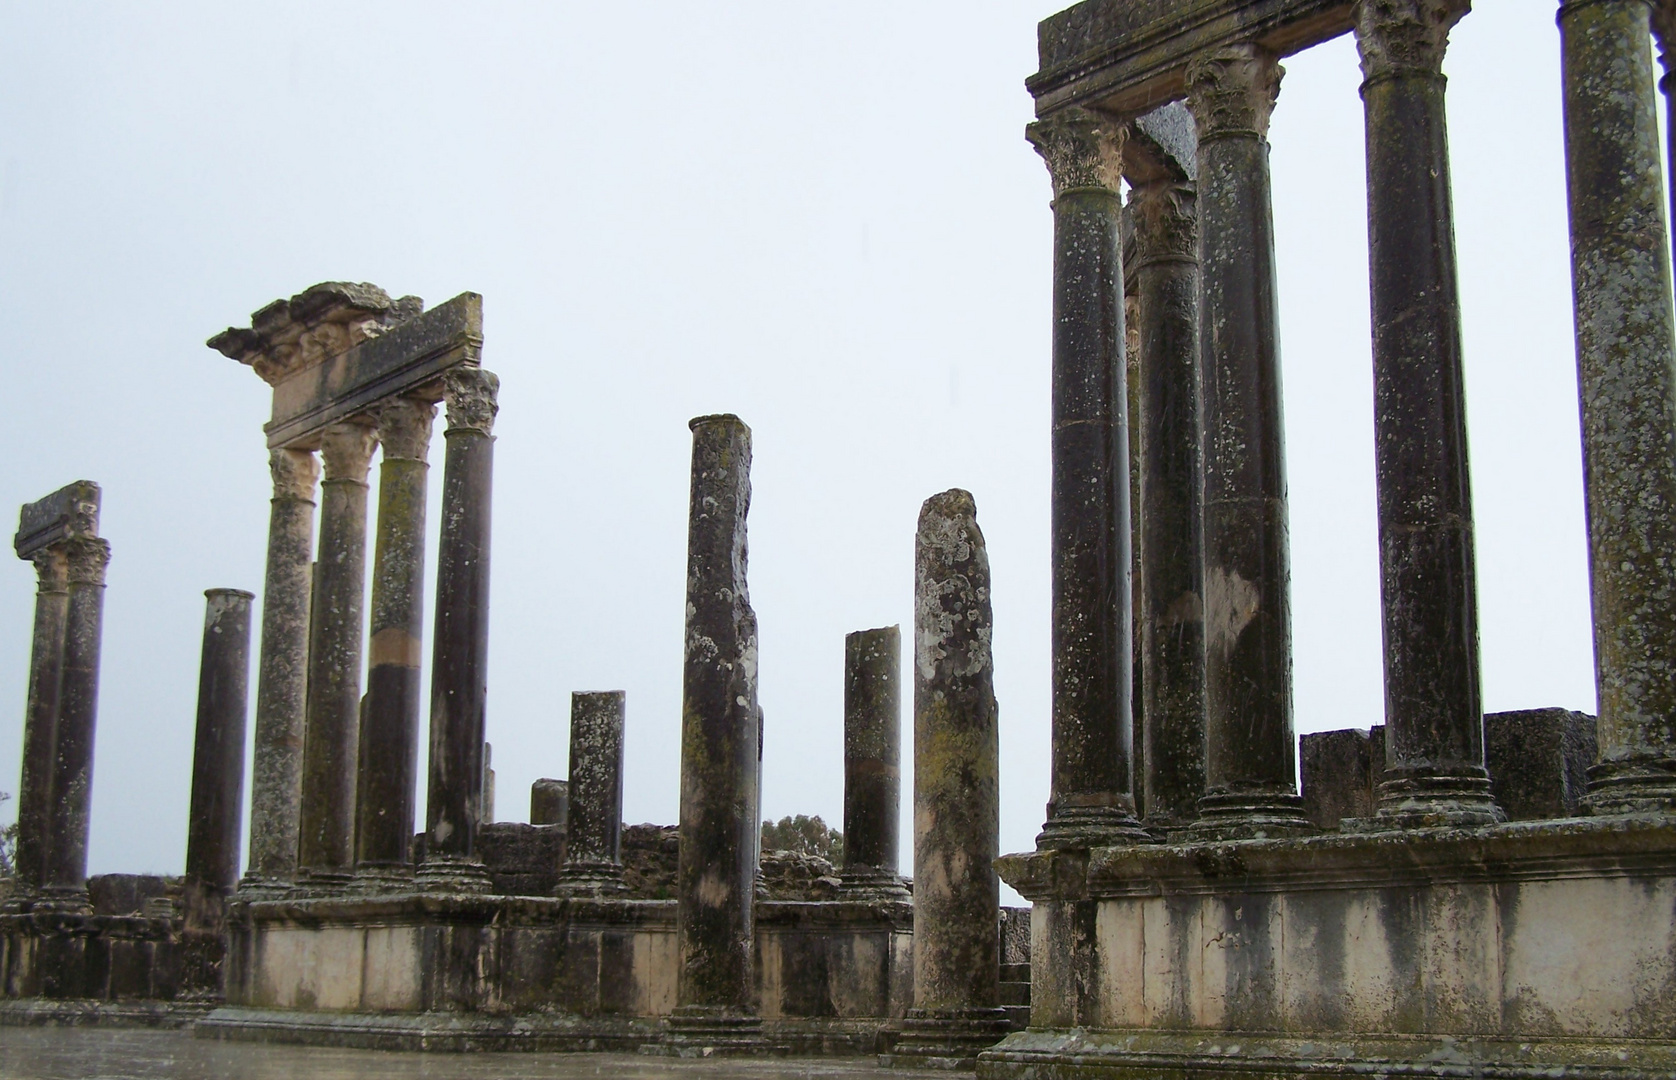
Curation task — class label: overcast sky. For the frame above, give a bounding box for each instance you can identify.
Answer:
[0,2,1603,897]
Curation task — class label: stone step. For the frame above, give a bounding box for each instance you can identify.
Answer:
[999,980,1031,1006]
[1002,1004,1031,1030]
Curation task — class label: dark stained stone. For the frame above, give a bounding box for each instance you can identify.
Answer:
[1301,729,1377,831]
[530,779,569,828]
[1485,709,1599,822]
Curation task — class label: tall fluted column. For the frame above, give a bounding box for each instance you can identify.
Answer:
[14,547,68,892]
[1355,0,1500,826]
[419,367,499,891]
[184,589,254,916]
[557,691,626,895]
[1027,108,1149,849]
[671,414,762,1046]
[242,448,318,893]
[1560,0,1676,811]
[841,625,908,897]
[888,490,1008,1070]
[41,536,110,908]
[356,397,436,882]
[1185,45,1311,836]
[298,422,377,888]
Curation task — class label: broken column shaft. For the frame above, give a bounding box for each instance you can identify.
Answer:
[1560,0,1676,812]
[15,547,68,892]
[557,691,626,894]
[185,589,254,906]
[419,367,499,891]
[1027,108,1148,849]
[842,625,907,896]
[41,536,110,908]
[298,421,377,887]
[356,397,436,881]
[1185,45,1310,836]
[1355,0,1499,826]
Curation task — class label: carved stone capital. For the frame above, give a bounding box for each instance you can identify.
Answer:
[319,422,378,485]
[444,367,500,435]
[269,447,320,502]
[1128,180,1198,264]
[208,282,423,388]
[376,398,438,463]
[1185,44,1284,140]
[64,537,110,587]
[1027,108,1126,197]
[1353,0,1467,82]
[31,547,68,593]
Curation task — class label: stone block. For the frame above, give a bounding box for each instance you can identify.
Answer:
[14,480,99,558]
[88,875,176,917]
[475,822,564,896]
[1484,709,1597,821]
[1300,728,1378,830]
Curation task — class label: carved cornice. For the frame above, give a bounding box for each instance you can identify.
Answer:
[208,282,423,388]
[269,447,320,502]
[1185,44,1284,140]
[319,422,378,485]
[375,398,438,463]
[1027,108,1126,197]
[1353,0,1467,82]
[63,537,111,587]
[444,367,500,436]
[1128,180,1198,264]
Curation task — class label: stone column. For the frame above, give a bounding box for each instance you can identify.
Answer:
[531,779,568,827]
[40,536,110,909]
[355,397,436,883]
[889,489,1008,1069]
[184,589,254,916]
[419,367,499,891]
[557,691,626,895]
[14,546,68,892]
[671,414,762,1045]
[1354,0,1500,826]
[297,422,377,889]
[1129,165,1208,832]
[1560,0,1676,812]
[242,448,318,893]
[1027,108,1149,849]
[1184,45,1311,837]
[841,625,907,897]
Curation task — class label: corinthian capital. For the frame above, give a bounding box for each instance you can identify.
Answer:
[269,447,320,502]
[1185,45,1284,140]
[1027,108,1126,197]
[64,537,111,587]
[31,547,67,594]
[1128,180,1198,264]
[376,397,438,463]
[1353,0,1468,81]
[319,421,378,484]
[445,367,500,436]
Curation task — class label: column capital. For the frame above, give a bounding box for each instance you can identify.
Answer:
[375,397,438,462]
[1353,0,1467,82]
[208,282,421,388]
[269,447,320,502]
[1027,108,1126,197]
[444,367,500,436]
[1128,180,1198,265]
[30,547,68,593]
[63,537,110,587]
[1185,44,1284,140]
[319,422,378,484]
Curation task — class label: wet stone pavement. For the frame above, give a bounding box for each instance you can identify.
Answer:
[0,1028,947,1080]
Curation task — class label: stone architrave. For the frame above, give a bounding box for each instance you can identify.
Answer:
[841,625,909,898]
[556,691,627,895]
[1560,0,1676,812]
[887,489,1010,1070]
[1027,108,1150,850]
[1184,44,1311,837]
[418,366,499,892]
[184,589,254,917]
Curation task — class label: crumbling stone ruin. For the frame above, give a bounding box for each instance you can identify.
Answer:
[2,1,1676,1077]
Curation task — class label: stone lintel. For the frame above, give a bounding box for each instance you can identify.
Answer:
[208,282,419,387]
[1029,0,1360,119]
[996,816,1676,901]
[263,292,483,449]
[14,481,100,559]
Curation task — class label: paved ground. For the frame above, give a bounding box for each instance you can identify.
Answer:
[0,1027,945,1080]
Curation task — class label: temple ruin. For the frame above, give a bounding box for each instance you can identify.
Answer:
[2,1,1676,1077]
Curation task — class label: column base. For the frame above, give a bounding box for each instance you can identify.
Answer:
[1189,789,1314,840]
[553,862,626,898]
[234,874,296,902]
[414,855,492,894]
[293,869,356,897]
[883,1007,1014,1070]
[642,1006,788,1057]
[839,866,912,900]
[1584,756,1676,815]
[1036,801,1154,850]
[1361,770,1505,829]
[31,887,92,915]
[353,864,416,894]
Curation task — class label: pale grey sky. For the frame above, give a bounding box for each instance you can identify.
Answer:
[0,2,1597,894]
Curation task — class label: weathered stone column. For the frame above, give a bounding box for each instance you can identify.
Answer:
[14,548,68,893]
[531,779,568,827]
[355,397,436,883]
[1185,45,1312,836]
[670,413,763,1046]
[184,589,254,923]
[888,489,1008,1069]
[1128,131,1209,832]
[841,625,908,897]
[419,367,498,891]
[1354,0,1500,826]
[297,421,377,889]
[556,691,626,895]
[1560,0,1676,812]
[40,536,110,909]
[1027,108,1150,849]
[242,448,317,893]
